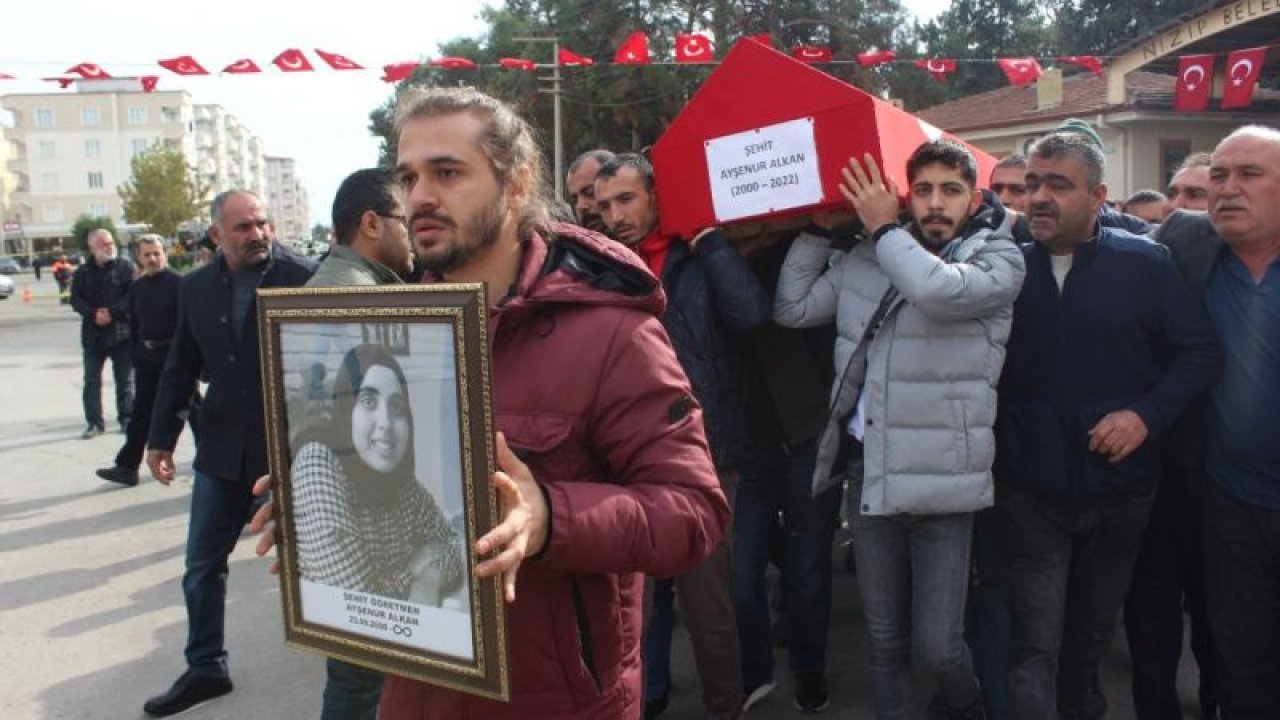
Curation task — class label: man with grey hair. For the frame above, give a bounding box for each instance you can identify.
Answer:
[1166,152,1211,214]
[996,132,1221,720]
[566,148,615,234]
[141,190,315,717]
[1121,190,1169,226]
[1154,125,1280,717]
[70,227,135,438]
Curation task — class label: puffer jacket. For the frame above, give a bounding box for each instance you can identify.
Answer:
[774,200,1025,515]
[380,223,729,720]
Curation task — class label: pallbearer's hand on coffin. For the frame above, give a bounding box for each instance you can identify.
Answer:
[839,154,901,238]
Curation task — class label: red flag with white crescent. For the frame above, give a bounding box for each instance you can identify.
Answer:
[675,33,714,64]
[66,63,110,79]
[615,31,651,65]
[158,56,209,76]
[315,49,364,71]
[997,57,1043,85]
[1222,47,1267,110]
[856,50,896,67]
[381,62,418,83]
[1175,54,1214,111]
[499,58,537,71]
[791,46,832,64]
[558,48,594,66]
[271,49,314,73]
[430,57,478,70]
[222,58,262,74]
[1061,55,1103,77]
[914,58,956,82]
[141,76,159,92]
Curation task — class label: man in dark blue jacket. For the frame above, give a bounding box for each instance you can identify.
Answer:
[70,228,135,437]
[595,153,769,719]
[141,190,315,717]
[996,133,1221,720]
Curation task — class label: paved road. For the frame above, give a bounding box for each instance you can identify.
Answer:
[0,274,1202,719]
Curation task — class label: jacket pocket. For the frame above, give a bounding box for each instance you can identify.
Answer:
[496,410,577,482]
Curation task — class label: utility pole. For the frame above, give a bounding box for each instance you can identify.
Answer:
[514,36,565,200]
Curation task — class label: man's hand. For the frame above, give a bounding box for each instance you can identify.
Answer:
[249,475,280,575]
[93,308,111,326]
[1088,410,1150,463]
[473,432,549,604]
[838,153,900,238]
[146,449,176,485]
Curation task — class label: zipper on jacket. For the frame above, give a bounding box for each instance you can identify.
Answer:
[571,578,601,692]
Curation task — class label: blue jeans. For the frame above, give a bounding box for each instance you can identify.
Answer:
[852,487,980,720]
[83,342,133,430]
[183,470,255,677]
[322,658,382,720]
[731,441,840,689]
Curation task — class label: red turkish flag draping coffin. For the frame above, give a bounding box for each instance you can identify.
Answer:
[651,38,996,238]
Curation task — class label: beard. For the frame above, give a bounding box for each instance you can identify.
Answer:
[416,195,507,277]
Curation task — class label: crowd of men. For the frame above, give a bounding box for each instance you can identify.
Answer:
[71,86,1276,720]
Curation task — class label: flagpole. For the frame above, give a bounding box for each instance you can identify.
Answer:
[516,36,565,201]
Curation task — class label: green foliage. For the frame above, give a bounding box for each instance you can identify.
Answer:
[70,215,118,250]
[118,145,208,238]
[1050,0,1203,57]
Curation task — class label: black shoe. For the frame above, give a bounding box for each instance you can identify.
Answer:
[143,671,232,717]
[644,691,669,718]
[794,672,829,714]
[927,692,986,720]
[96,465,139,487]
[81,424,104,439]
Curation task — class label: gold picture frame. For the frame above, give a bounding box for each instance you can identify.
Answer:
[257,283,508,701]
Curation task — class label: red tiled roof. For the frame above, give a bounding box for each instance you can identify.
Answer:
[917,70,1280,132]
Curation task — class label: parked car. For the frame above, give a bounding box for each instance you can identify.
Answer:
[0,273,14,299]
[0,257,21,274]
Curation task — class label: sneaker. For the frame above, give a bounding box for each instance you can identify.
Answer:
[742,678,775,712]
[96,465,139,487]
[143,671,232,717]
[794,672,830,714]
[81,424,104,439]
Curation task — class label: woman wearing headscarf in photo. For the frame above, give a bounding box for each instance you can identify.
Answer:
[292,343,466,606]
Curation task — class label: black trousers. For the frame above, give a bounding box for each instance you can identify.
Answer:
[114,345,199,471]
[1205,483,1280,720]
[1123,468,1216,719]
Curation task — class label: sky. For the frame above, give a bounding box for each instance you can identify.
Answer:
[1,0,948,228]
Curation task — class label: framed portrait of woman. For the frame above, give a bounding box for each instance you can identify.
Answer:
[256,283,508,701]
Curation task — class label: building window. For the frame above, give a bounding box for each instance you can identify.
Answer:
[35,109,54,127]
[161,107,180,123]
[41,173,58,193]
[82,107,101,127]
[38,141,56,159]
[88,171,104,189]
[132,138,150,156]
[128,106,148,125]
[88,203,109,217]
[42,204,64,223]
[1160,139,1193,188]
[85,139,101,157]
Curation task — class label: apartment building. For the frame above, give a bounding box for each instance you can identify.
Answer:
[264,155,311,244]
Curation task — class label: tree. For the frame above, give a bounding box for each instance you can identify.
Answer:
[1050,0,1203,57]
[118,145,208,238]
[70,215,119,250]
[915,0,1052,104]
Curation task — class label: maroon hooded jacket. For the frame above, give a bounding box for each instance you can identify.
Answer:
[380,224,729,719]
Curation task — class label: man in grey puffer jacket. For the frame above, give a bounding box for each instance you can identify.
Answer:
[775,140,1025,720]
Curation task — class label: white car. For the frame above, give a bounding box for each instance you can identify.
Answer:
[0,273,13,299]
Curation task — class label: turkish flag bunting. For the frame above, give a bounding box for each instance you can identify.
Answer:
[1062,55,1103,76]
[44,77,76,88]
[998,57,1044,85]
[675,33,715,63]
[158,56,209,76]
[914,58,956,81]
[315,49,363,71]
[0,72,14,80]
[856,50,896,67]
[141,76,159,92]
[1175,54,1214,111]
[381,63,418,83]
[271,49,314,72]
[222,58,262,74]
[791,46,832,64]
[66,63,110,79]
[430,57,478,70]
[499,57,538,71]
[615,31,651,65]
[748,33,772,47]
[558,48,594,66]
[1222,46,1267,110]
